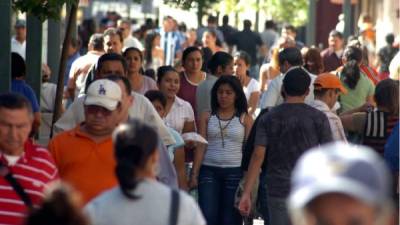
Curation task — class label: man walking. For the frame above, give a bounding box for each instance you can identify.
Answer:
[238,68,332,225]
[0,93,58,225]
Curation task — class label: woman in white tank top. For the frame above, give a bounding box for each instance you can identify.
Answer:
[189,76,253,225]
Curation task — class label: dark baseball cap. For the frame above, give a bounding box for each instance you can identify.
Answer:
[282,67,311,96]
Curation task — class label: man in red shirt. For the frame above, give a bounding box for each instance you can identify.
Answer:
[0,93,58,225]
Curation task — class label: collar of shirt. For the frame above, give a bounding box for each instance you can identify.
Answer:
[310,99,331,113]
[0,140,37,166]
[173,96,186,107]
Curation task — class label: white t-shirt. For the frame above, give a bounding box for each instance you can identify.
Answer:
[164,96,195,133]
[68,51,102,98]
[85,179,205,225]
[11,37,26,59]
[40,82,57,112]
[54,92,175,146]
[243,78,260,101]
[260,71,317,109]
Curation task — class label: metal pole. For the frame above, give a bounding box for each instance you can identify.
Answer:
[343,0,352,39]
[0,1,11,92]
[48,18,61,83]
[306,0,317,46]
[26,14,42,100]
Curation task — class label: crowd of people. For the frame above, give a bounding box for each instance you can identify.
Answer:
[2,12,399,225]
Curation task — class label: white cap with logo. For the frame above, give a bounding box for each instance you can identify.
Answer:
[84,79,122,111]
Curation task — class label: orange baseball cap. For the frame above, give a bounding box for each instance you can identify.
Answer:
[314,73,348,94]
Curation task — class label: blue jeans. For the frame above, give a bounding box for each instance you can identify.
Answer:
[257,170,269,222]
[267,196,291,225]
[198,165,243,225]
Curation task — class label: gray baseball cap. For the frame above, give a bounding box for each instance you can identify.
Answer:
[288,142,391,211]
[15,19,26,28]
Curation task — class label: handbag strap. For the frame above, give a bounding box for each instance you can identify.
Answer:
[0,161,33,209]
[169,189,180,225]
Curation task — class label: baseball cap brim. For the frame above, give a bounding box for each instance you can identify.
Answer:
[289,177,381,210]
[84,96,118,111]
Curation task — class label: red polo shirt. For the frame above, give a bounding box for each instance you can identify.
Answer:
[0,141,59,225]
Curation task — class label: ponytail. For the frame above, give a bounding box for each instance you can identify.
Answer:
[341,59,360,89]
[113,120,159,200]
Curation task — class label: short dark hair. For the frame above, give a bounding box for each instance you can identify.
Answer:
[265,20,276,30]
[374,79,399,115]
[144,90,167,108]
[0,93,32,116]
[329,30,343,39]
[385,33,395,45]
[282,67,311,96]
[207,15,217,24]
[182,46,202,63]
[278,47,303,66]
[89,33,104,51]
[222,15,229,25]
[208,51,234,74]
[96,53,128,75]
[11,52,26,78]
[103,28,123,43]
[105,74,132,95]
[243,20,252,30]
[113,119,159,199]
[283,24,296,33]
[156,66,178,85]
[211,75,248,116]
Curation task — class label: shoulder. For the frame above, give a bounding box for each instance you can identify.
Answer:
[175,96,192,108]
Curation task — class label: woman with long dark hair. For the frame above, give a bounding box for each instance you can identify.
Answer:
[338,45,375,113]
[234,51,260,117]
[123,47,158,94]
[144,31,164,73]
[85,119,205,225]
[190,76,253,225]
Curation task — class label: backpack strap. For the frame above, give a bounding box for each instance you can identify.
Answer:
[0,161,33,209]
[169,189,180,225]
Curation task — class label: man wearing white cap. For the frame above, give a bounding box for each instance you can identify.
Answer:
[49,79,123,204]
[288,142,394,225]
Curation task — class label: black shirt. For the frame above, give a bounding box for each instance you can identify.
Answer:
[255,103,333,198]
[231,29,263,66]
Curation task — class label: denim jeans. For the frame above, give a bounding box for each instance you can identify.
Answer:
[198,165,243,225]
[267,196,291,225]
[257,170,269,223]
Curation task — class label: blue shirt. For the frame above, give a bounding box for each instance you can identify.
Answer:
[11,79,40,113]
[384,122,399,172]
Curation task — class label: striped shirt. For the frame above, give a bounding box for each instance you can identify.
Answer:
[0,141,58,225]
[164,96,195,134]
[203,115,245,168]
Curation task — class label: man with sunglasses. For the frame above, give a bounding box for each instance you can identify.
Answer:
[309,73,348,142]
[49,79,123,204]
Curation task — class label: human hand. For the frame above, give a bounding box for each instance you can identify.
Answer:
[238,192,251,216]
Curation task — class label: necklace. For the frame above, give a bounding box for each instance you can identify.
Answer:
[217,112,235,148]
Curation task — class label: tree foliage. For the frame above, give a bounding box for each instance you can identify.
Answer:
[12,0,78,22]
[260,0,308,27]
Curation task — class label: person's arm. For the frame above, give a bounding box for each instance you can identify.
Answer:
[340,112,366,133]
[260,77,280,108]
[174,146,188,191]
[189,112,209,189]
[248,91,260,116]
[259,65,267,92]
[238,145,265,216]
[243,114,254,139]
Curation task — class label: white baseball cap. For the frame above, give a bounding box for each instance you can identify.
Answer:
[84,79,122,111]
[289,142,391,211]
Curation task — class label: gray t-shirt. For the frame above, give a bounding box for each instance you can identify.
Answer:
[85,179,205,225]
[255,103,333,198]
